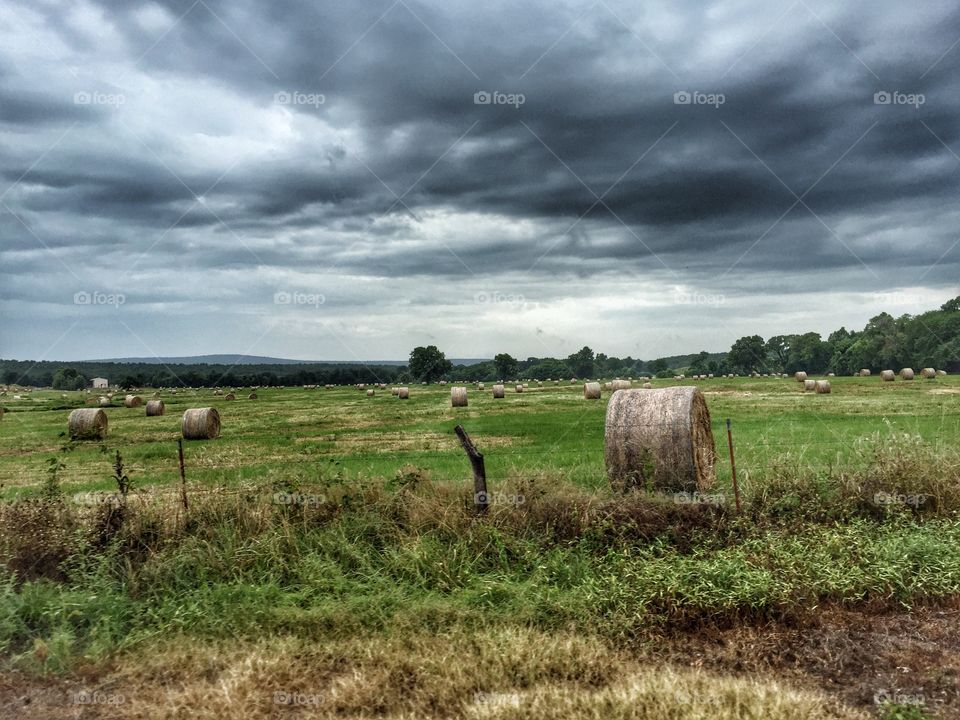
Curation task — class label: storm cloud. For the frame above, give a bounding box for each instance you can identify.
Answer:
[1,0,959,361]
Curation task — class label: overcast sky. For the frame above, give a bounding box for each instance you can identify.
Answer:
[1,0,959,362]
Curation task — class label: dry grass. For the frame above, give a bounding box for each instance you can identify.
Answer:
[2,630,866,719]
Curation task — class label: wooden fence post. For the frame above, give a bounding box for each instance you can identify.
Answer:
[454,424,488,515]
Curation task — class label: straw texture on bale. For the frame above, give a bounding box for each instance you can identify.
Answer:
[397,387,409,399]
[182,407,221,440]
[921,367,936,379]
[611,380,631,391]
[68,408,108,440]
[604,386,716,493]
[451,387,468,407]
[123,394,143,408]
[492,384,505,399]
[583,382,601,399]
[145,400,165,416]
[794,372,807,382]
[881,370,895,382]
[900,368,915,380]
[815,380,831,394]
[803,379,816,391]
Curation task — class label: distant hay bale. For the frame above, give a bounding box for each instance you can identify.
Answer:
[397,387,409,399]
[794,372,807,382]
[145,400,165,416]
[611,379,631,391]
[492,384,505,399]
[827,372,836,377]
[642,382,653,389]
[182,408,220,440]
[123,395,143,408]
[478,382,485,390]
[859,369,871,377]
[248,392,258,400]
[604,386,716,493]
[98,396,111,407]
[803,379,816,392]
[900,368,915,380]
[881,370,895,382]
[938,370,948,376]
[919,367,936,379]
[68,408,108,440]
[366,389,375,397]
[583,382,601,399]
[603,382,612,390]
[515,384,524,393]
[224,393,236,401]
[213,389,222,396]
[451,387,468,407]
[815,380,831,394]
[391,387,399,396]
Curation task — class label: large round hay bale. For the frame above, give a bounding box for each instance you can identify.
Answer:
[478,382,485,391]
[611,379,631,391]
[583,382,601,399]
[815,380,831,394]
[123,394,143,408]
[366,389,375,397]
[900,368,915,380]
[391,387,399,396]
[145,400,165,416]
[794,372,807,382]
[937,370,947,376]
[248,392,258,400]
[182,408,220,440]
[604,387,716,493]
[224,393,236,401]
[859,369,871,377]
[642,382,653,389]
[921,367,936,379]
[515,384,524,393]
[451,387,467,407]
[492,384,505,399]
[68,408,108,440]
[98,396,111,407]
[803,379,816,392]
[881,370,895,382]
[397,387,409,399]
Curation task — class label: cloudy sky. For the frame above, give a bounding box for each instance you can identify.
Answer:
[1,0,959,362]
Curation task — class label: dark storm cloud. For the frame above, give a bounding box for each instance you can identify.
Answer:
[2,0,959,360]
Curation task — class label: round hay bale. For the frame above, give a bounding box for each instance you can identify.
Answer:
[68,408,108,440]
[900,368,915,380]
[248,392,258,400]
[224,393,236,401]
[213,389,222,396]
[642,382,653,389]
[145,400,165,416]
[827,372,836,377]
[604,386,716,493]
[451,387,468,407]
[397,387,409,399]
[921,367,936,379]
[515,384,524,393]
[98,396,111,407]
[391,387,399,396]
[182,407,220,440]
[815,380,831,394]
[492,384,505,399]
[366,389,375,397]
[794,372,808,382]
[881,370,895,382]
[803,379,816,392]
[123,394,143,408]
[583,382,601,399]
[611,379,631,391]
[603,382,612,390]
[937,369,947,376]
[478,382,485,390]
[859,369,871,377]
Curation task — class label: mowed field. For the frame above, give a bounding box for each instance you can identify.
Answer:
[1,375,958,498]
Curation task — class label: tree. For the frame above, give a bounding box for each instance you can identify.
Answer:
[493,353,518,380]
[52,367,86,390]
[650,358,669,374]
[765,335,793,371]
[566,346,595,377]
[728,335,766,373]
[408,346,453,383]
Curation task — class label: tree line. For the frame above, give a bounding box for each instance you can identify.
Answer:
[2,297,957,388]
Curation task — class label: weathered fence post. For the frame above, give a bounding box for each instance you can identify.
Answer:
[177,439,189,512]
[726,419,741,515]
[454,424,488,515]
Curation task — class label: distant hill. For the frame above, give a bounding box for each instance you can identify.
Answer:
[94,354,489,366]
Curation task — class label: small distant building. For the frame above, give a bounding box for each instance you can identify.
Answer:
[92,377,109,389]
